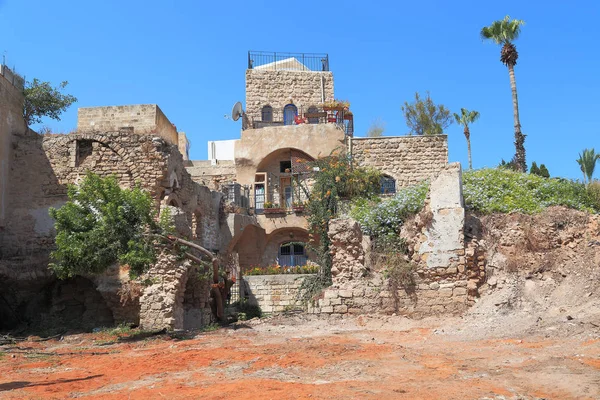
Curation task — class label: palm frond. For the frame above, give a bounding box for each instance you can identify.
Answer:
[481,15,525,44]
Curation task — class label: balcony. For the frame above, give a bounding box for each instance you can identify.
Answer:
[248,51,329,72]
[251,106,354,136]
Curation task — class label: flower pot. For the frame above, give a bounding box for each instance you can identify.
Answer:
[292,206,305,213]
[264,208,285,215]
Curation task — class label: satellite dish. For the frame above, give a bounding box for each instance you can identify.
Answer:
[231,102,244,121]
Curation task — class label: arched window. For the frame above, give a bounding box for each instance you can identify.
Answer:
[380,175,396,195]
[283,104,298,126]
[261,105,273,122]
[306,106,319,124]
[278,242,307,266]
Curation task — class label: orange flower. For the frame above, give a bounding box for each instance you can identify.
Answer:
[335,176,341,182]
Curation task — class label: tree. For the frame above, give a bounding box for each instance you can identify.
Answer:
[530,162,550,178]
[529,161,540,176]
[401,91,452,136]
[576,148,600,185]
[481,16,526,172]
[49,173,157,279]
[366,118,385,137]
[453,108,480,169]
[23,78,77,126]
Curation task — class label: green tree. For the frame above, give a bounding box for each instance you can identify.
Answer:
[23,78,77,126]
[453,108,480,169]
[529,161,540,176]
[576,148,600,185]
[366,118,385,137]
[539,164,550,178]
[401,91,452,136]
[49,173,157,279]
[481,16,526,172]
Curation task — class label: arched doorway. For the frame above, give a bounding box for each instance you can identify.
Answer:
[283,104,298,125]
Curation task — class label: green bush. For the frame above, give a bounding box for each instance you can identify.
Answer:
[350,181,429,240]
[463,169,599,214]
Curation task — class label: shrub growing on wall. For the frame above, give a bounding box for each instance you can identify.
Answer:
[49,172,157,278]
[297,154,381,301]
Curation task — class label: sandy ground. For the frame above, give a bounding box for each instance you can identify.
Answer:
[1,313,599,400]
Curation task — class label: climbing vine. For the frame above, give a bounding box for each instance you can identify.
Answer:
[297,153,381,302]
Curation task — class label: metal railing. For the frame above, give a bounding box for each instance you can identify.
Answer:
[277,254,308,267]
[248,51,329,71]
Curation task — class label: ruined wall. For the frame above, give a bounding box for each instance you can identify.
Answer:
[186,160,237,190]
[244,274,312,313]
[139,251,212,330]
[245,69,334,124]
[0,67,26,227]
[0,129,223,329]
[307,164,480,317]
[350,135,448,187]
[77,105,179,145]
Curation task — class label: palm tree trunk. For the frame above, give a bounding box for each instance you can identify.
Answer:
[508,64,526,172]
[464,126,472,170]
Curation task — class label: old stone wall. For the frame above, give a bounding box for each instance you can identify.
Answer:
[186,160,237,190]
[350,135,448,187]
[139,252,199,330]
[244,274,312,313]
[77,105,179,145]
[245,69,334,124]
[307,164,480,317]
[0,67,26,228]
[0,129,223,330]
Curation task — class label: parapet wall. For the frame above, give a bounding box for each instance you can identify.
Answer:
[351,135,448,187]
[77,105,179,145]
[244,274,312,313]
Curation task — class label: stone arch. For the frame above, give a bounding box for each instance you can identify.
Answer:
[164,193,182,208]
[263,227,311,266]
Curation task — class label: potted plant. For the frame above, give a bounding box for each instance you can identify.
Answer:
[292,201,306,212]
[321,99,350,111]
[263,201,284,215]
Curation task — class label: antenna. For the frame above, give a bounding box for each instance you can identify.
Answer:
[231,102,244,121]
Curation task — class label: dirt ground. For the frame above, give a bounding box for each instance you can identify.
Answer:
[1,312,599,400]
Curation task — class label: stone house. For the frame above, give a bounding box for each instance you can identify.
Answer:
[186,51,450,276]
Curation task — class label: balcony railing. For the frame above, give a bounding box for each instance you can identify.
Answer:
[251,106,353,136]
[248,51,329,72]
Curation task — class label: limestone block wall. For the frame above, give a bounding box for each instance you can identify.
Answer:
[350,135,448,187]
[244,274,312,313]
[77,105,179,145]
[139,252,192,330]
[307,164,484,317]
[186,160,237,190]
[0,68,26,227]
[0,129,223,330]
[245,69,334,124]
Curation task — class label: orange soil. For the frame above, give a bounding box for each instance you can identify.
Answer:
[1,321,598,400]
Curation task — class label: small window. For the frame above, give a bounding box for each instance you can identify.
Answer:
[306,106,319,124]
[261,105,273,122]
[381,176,396,195]
[280,160,292,173]
[76,139,94,166]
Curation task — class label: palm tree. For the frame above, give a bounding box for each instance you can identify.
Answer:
[576,148,600,185]
[453,108,480,169]
[481,16,526,172]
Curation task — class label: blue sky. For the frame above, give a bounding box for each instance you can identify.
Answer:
[1,0,598,180]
